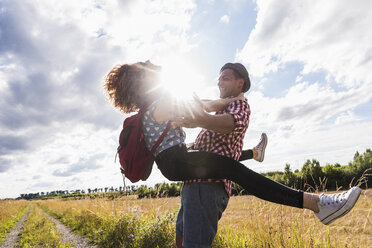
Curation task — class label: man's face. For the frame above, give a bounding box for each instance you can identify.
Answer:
[218,69,243,98]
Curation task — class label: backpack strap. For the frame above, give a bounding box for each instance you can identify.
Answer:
[150,121,172,154]
[139,100,173,154]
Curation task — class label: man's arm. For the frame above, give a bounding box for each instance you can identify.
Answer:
[174,113,235,134]
[195,112,235,134]
[172,96,236,134]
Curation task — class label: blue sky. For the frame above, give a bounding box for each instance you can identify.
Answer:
[1,0,371,198]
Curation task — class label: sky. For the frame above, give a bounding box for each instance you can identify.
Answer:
[1,0,371,199]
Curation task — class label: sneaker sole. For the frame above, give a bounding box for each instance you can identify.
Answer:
[256,133,267,162]
[322,188,361,225]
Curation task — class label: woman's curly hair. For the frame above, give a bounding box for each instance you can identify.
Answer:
[104,63,147,113]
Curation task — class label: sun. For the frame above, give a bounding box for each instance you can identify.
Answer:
[158,57,204,101]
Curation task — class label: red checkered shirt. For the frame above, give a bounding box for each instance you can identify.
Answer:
[184,99,250,197]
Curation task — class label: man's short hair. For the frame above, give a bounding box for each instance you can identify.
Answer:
[220,63,251,92]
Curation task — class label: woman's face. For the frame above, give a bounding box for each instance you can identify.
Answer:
[143,60,161,71]
[136,61,162,94]
[146,61,161,84]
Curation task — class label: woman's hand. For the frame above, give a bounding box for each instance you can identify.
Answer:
[236,92,246,101]
[171,94,207,128]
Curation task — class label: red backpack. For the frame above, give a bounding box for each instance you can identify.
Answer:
[117,104,171,183]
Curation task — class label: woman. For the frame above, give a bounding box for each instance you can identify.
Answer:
[104,61,361,225]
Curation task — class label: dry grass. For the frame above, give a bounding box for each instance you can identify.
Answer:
[39,195,180,219]
[37,189,371,247]
[0,200,28,243]
[216,189,372,247]
[17,204,73,247]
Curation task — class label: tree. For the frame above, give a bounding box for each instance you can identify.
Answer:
[301,159,323,189]
[282,163,295,186]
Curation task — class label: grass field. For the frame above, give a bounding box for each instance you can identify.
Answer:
[33,189,371,248]
[216,190,371,247]
[1,190,370,247]
[17,204,73,248]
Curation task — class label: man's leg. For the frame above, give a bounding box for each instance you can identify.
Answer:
[175,202,184,248]
[179,182,229,248]
[176,234,184,248]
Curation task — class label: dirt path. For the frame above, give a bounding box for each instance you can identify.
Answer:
[0,208,30,248]
[41,208,98,248]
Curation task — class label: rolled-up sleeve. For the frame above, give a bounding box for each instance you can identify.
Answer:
[226,100,250,133]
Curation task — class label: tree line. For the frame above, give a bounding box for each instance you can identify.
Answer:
[257,148,371,193]
[17,183,182,200]
[18,149,371,200]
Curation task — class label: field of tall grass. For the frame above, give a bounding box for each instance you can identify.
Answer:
[36,189,371,247]
[0,200,28,243]
[215,189,371,247]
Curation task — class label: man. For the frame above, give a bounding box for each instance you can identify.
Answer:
[174,62,264,248]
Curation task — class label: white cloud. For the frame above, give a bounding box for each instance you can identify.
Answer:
[334,111,359,125]
[0,0,197,198]
[241,80,372,172]
[237,0,372,88]
[244,120,372,173]
[27,0,196,62]
[234,0,372,173]
[246,80,372,144]
[295,75,302,83]
[220,14,230,24]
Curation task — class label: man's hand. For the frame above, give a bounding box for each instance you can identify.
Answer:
[172,94,207,128]
[172,116,199,128]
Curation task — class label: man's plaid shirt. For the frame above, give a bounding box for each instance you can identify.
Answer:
[184,99,250,196]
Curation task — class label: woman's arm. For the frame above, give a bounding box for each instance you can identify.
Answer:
[152,92,245,123]
[152,97,176,123]
[172,95,236,134]
[202,92,246,112]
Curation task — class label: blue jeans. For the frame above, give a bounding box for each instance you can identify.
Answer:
[176,182,229,248]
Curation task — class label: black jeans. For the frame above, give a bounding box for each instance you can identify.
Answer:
[155,144,303,208]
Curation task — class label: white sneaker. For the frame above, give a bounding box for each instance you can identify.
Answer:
[253,133,267,162]
[315,187,361,225]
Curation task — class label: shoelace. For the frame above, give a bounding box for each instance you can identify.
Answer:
[255,137,265,150]
[319,191,347,207]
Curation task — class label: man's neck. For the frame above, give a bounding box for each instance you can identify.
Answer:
[222,95,237,99]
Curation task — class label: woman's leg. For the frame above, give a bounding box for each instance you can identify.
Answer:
[238,149,254,161]
[156,145,362,224]
[156,146,303,208]
[303,193,320,212]
[240,133,267,162]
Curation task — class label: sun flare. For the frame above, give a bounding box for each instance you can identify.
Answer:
[159,58,204,101]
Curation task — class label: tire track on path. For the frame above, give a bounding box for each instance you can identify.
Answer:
[40,207,98,248]
[0,208,30,248]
